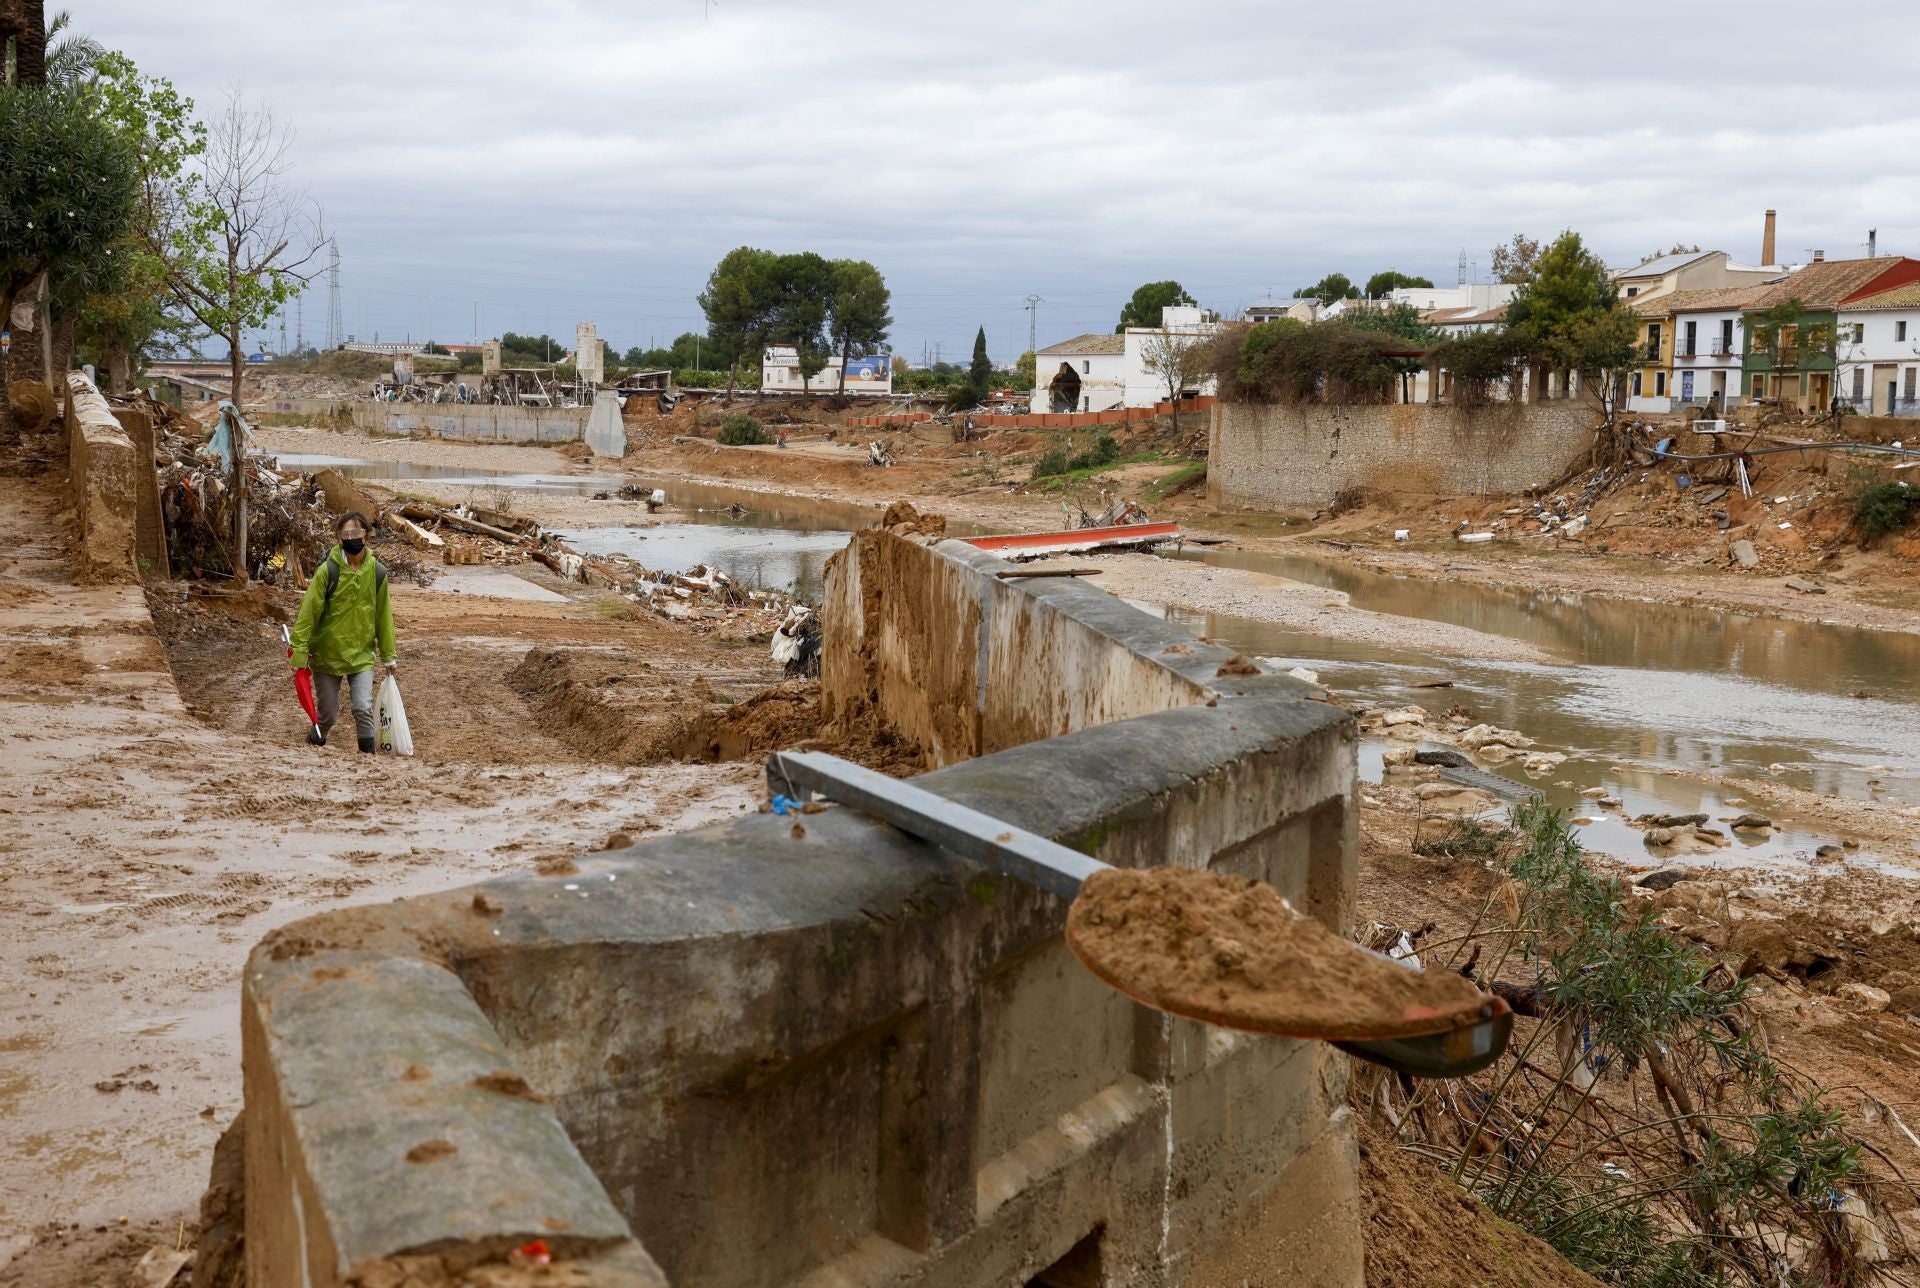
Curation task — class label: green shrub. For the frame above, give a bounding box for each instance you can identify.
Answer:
[716,414,769,446]
[1855,481,1920,540]
[1029,447,1070,480]
[1066,433,1120,471]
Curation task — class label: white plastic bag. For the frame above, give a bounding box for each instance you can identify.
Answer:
[375,674,414,756]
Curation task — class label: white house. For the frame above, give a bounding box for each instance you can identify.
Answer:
[761,346,893,395]
[1387,282,1517,313]
[1122,305,1222,407]
[1836,282,1920,417]
[1031,306,1222,412]
[1032,333,1127,412]
[1663,287,1764,411]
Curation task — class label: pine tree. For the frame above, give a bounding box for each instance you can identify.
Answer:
[969,326,991,406]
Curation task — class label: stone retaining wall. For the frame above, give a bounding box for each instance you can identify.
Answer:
[1209,398,1597,510]
[239,534,1361,1286]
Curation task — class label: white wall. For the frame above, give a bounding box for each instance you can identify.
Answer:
[1833,308,1920,411]
[1122,309,1222,408]
[1030,352,1127,413]
[762,346,892,394]
[1669,310,1747,406]
[1388,283,1516,312]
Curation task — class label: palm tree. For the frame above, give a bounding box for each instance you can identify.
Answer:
[44,10,102,85]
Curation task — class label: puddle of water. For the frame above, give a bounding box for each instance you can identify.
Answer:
[1162,549,1920,807]
[1131,593,1920,873]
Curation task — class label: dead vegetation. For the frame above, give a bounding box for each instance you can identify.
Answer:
[1360,802,1917,1285]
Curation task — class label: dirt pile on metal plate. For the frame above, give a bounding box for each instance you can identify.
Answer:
[1067,867,1483,1039]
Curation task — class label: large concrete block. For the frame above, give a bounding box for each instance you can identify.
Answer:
[65,371,140,583]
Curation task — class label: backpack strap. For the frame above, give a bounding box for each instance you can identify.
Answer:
[319,556,386,613]
[315,556,388,656]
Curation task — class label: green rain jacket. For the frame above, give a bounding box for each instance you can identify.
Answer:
[289,545,397,676]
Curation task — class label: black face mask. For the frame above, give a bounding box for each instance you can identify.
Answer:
[341,537,365,555]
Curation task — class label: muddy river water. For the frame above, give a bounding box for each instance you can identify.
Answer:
[301,455,1919,870]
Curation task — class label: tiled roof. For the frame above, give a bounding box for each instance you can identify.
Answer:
[1036,332,1125,356]
[1631,286,1768,316]
[1843,281,1920,311]
[1744,257,1907,310]
[1614,249,1716,280]
[1444,305,1507,325]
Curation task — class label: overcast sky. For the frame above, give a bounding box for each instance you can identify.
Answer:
[81,0,1920,365]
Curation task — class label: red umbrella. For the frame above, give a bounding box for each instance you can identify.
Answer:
[282,625,324,744]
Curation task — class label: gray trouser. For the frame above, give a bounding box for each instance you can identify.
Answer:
[314,669,375,743]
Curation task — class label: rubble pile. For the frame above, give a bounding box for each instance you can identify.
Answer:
[385,496,803,634]
[140,396,337,585]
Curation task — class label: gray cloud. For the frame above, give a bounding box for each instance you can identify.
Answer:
[79,0,1920,362]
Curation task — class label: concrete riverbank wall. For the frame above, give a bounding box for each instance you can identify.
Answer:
[1209,398,1596,510]
[238,530,1362,1286]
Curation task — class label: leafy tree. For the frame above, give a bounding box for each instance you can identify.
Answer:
[1748,298,1807,368]
[1116,280,1196,332]
[1489,233,1544,284]
[160,90,327,410]
[826,259,890,396]
[771,250,832,393]
[968,326,991,405]
[500,332,562,364]
[0,80,138,433]
[1646,242,1702,260]
[1504,231,1638,416]
[698,245,780,393]
[73,53,206,388]
[1140,326,1211,429]
[1014,349,1035,387]
[1294,272,1360,302]
[1334,302,1436,401]
[1363,269,1434,299]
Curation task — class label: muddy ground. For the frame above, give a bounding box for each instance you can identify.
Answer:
[0,457,888,1285]
[9,400,1920,1285]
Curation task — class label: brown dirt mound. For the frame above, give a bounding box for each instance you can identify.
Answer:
[879,499,947,538]
[1067,867,1485,1039]
[1359,1122,1603,1287]
[505,650,918,773]
[506,645,723,764]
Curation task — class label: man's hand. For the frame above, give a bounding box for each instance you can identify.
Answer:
[383,660,399,676]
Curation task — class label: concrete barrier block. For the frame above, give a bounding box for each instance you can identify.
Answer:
[65,372,140,584]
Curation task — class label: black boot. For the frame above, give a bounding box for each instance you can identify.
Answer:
[358,735,376,753]
[307,726,326,746]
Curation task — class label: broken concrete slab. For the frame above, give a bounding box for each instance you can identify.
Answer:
[1729,539,1759,568]
[420,566,570,602]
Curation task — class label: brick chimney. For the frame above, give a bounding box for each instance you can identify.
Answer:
[1762,210,1776,266]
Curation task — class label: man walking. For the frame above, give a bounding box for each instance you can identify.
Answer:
[289,511,397,751]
